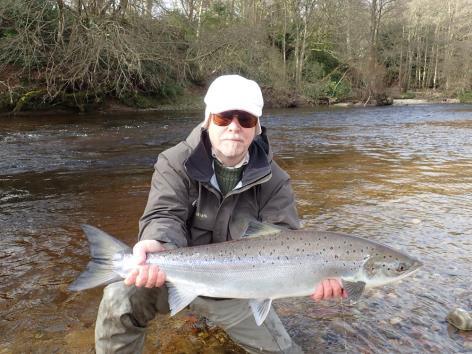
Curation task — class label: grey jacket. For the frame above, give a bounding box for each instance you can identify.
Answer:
[138,124,300,247]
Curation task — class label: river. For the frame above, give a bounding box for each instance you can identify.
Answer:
[0,104,471,353]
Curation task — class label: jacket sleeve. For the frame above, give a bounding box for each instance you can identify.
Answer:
[258,162,300,230]
[138,150,192,248]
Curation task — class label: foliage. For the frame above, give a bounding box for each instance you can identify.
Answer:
[458,90,472,104]
[0,0,471,112]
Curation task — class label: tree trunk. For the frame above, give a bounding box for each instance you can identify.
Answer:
[398,25,404,90]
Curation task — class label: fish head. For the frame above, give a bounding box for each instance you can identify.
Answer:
[361,245,423,288]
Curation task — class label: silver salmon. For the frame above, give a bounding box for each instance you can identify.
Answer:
[69,222,422,325]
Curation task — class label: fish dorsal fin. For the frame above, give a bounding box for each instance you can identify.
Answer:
[167,283,199,316]
[244,221,282,238]
[342,280,366,303]
[249,298,273,326]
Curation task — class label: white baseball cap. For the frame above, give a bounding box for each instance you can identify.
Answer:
[203,75,264,134]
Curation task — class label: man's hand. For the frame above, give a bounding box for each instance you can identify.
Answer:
[123,240,167,288]
[311,279,348,302]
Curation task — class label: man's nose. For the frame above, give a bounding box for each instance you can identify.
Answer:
[227,116,241,130]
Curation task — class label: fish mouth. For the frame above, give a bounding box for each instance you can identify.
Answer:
[409,259,423,274]
[399,259,423,280]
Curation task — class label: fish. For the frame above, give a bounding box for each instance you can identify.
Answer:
[69,222,422,326]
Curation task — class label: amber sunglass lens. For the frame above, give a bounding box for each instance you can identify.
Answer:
[212,114,232,126]
[236,113,258,128]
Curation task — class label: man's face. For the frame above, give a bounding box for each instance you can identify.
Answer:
[208,112,257,167]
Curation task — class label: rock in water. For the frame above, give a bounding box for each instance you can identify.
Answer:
[447,308,472,331]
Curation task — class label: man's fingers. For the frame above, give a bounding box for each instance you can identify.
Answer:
[330,279,342,298]
[311,279,346,301]
[135,265,149,287]
[124,269,139,286]
[133,244,147,265]
[323,279,333,298]
[156,269,166,287]
[133,240,165,265]
[145,265,158,288]
[312,282,324,302]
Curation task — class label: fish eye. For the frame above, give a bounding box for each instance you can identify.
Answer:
[396,262,407,272]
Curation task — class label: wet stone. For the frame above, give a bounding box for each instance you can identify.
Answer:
[390,317,403,325]
[384,330,401,340]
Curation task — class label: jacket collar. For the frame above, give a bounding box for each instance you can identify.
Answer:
[184,124,272,186]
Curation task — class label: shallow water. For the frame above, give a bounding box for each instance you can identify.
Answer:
[0,104,471,353]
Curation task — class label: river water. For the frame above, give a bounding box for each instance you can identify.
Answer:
[0,104,471,353]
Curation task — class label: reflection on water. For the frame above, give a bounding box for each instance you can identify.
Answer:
[1,105,471,352]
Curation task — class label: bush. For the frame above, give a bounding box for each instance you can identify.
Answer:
[399,91,416,99]
[458,90,472,103]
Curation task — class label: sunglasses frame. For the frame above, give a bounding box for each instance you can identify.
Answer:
[211,110,259,129]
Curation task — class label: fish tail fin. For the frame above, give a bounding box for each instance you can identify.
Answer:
[69,224,131,291]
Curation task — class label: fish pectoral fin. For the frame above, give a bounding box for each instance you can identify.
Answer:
[249,298,273,326]
[167,283,199,316]
[341,280,366,303]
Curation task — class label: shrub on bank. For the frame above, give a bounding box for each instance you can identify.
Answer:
[458,90,472,103]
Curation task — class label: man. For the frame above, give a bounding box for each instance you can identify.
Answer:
[95,75,346,353]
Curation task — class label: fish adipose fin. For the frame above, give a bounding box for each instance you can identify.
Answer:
[249,298,273,326]
[342,280,366,302]
[244,221,282,238]
[69,224,131,291]
[167,283,199,316]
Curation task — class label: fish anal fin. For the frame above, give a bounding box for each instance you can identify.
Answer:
[167,283,199,316]
[249,298,273,326]
[342,280,366,303]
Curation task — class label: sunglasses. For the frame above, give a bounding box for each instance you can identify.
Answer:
[211,110,258,129]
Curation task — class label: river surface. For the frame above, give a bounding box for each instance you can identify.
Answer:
[0,104,471,353]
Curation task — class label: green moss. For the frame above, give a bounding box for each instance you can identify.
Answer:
[399,91,416,99]
[458,90,472,103]
[119,93,161,109]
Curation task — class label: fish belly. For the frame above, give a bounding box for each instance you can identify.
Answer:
[161,260,347,300]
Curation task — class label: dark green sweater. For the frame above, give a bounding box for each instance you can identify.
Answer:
[213,159,245,196]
